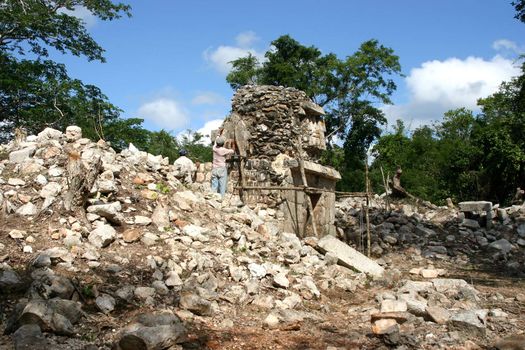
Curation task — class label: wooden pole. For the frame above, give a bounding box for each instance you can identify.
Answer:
[365,157,371,257]
[380,165,390,212]
[296,143,318,238]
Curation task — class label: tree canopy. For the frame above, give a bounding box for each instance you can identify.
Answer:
[371,61,525,205]
[226,34,402,191]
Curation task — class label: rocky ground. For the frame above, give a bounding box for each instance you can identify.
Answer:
[0,126,524,350]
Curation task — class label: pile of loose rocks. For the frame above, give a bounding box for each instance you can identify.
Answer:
[335,196,525,275]
[0,126,524,349]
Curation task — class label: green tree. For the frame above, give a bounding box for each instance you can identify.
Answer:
[227,35,402,191]
[0,0,138,144]
[0,0,130,60]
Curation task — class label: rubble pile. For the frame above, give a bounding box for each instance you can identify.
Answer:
[0,126,524,349]
[335,196,525,274]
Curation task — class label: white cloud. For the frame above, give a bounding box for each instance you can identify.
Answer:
[236,31,259,48]
[204,32,265,75]
[196,119,225,144]
[137,98,189,130]
[191,92,226,105]
[383,53,521,130]
[175,118,224,145]
[492,39,520,53]
[59,6,97,28]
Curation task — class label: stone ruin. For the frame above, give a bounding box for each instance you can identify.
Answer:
[216,85,341,238]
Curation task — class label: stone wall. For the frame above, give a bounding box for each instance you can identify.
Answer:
[214,85,341,237]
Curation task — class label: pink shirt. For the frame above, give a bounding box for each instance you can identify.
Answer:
[212,145,234,168]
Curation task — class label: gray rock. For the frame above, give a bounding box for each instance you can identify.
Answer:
[448,309,487,336]
[152,280,169,295]
[263,313,280,329]
[0,269,23,289]
[86,202,123,224]
[317,235,384,277]
[415,225,437,237]
[134,286,156,300]
[252,295,275,309]
[141,232,159,246]
[117,314,185,350]
[16,299,82,336]
[397,293,428,317]
[517,223,525,238]
[88,223,116,248]
[248,263,267,279]
[427,245,448,255]
[179,291,213,316]
[115,285,135,302]
[63,231,82,248]
[33,254,52,268]
[426,305,450,324]
[488,239,512,254]
[30,275,75,300]
[96,294,116,314]
[462,218,481,229]
[13,324,49,350]
[94,170,118,194]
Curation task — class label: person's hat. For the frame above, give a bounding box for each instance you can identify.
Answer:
[179,149,188,156]
[215,137,225,146]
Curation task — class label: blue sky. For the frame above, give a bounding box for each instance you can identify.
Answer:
[54,0,525,139]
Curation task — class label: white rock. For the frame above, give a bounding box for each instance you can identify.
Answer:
[248,263,267,279]
[88,224,116,248]
[9,146,37,163]
[65,126,82,142]
[273,272,290,289]
[48,167,64,177]
[23,245,33,253]
[134,216,152,226]
[37,127,63,142]
[8,178,25,186]
[40,182,62,199]
[35,174,48,186]
[9,229,26,239]
[165,271,183,287]
[263,313,280,329]
[16,202,38,216]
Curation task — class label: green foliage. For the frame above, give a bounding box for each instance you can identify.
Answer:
[372,62,525,205]
[178,129,213,163]
[81,284,95,298]
[0,0,142,147]
[0,0,131,61]
[227,53,261,90]
[155,182,171,194]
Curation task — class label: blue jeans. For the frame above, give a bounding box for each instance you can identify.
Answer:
[211,167,228,197]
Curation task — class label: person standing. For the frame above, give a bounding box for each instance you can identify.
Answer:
[211,136,234,197]
[173,149,196,184]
